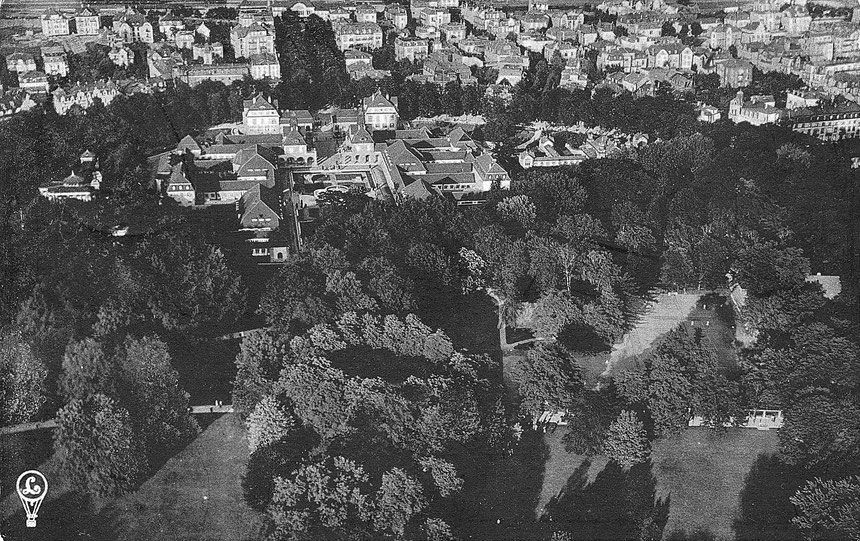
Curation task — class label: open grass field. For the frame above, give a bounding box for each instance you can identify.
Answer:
[653,428,782,540]
[1,414,264,541]
[107,414,265,541]
[533,427,787,541]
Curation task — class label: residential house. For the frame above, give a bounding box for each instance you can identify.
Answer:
[544,41,579,63]
[578,25,600,46]
[749,9,780,33]
[362,90,399,130]
[707,24,740,50]
[333,22,383,51]
[196,22,211,40]
[52,81,119,115]
[520,12,550,32]
[182,64,250,86]
[725,11,751,28]
[6,53,37,74]
[238,183,282,229]
[344,49,373,68]
[395,37,430,61]
[355,5,378,23]
[740,22,768,45]
[193,42,225,65]
[385,5,409,29]
[231,23,275,58]
[115,12,154,44]
[243,95,281,134]
[441,23,468,44]
[785,90,820,109]
[457,37,490,56]
[559,66,589,88]
[545,27,579,42]
[786,104,860,141]
[282,128,317,166]
[74,8,101,36]
[728,91,782,125]
[108,46,134,67]
[518,135,587,168]
[175,30,195,50]
[159,14,184,38]
[781,6,811,34]
[485,40,526,68]
[250,52,280,79]
[420,7,452,28]
[42,9,70,37]
[43,51,69,77]
[164,162,196,206]
[328,7,352,21]
[414,49,477,85]
[18,71,50,94]
[646,43,693,70]
[696,103,722,122]
[715,58,753,87]
[0,90,37,120]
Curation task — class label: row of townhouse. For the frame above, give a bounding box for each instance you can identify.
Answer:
[51,80,119,115]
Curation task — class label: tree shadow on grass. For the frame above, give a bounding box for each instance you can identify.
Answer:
[448,429,551,540]
[542,459,670,540]
[733,453,805,541]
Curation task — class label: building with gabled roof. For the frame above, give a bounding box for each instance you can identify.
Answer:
[42,9,70,37]
[249,52,281,80]
[164,162,196,205]
[232,22,275,58]
[52,80,119,115]
[362,90,399,131]
[74,8,101,36]
[243,94,280,134]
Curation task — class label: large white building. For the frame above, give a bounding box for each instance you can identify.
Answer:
[41,9,70,37]
[333,22,383,51]
[231,23,275,58]
[362,90,399,131]
[243,95,281,134]
[74,8,101,35]
[728,91,782,126]
[250,52,281,80]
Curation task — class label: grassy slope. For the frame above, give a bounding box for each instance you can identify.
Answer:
[106,414,265,541]
[653,428,780,540]
[1,414,264,541]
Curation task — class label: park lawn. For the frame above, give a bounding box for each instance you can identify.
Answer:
[106,414,265,541]
[1,414,265,541]
[652,428,780,540]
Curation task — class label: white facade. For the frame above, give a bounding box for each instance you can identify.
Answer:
[42,10,70,37]
[243,95,281,134]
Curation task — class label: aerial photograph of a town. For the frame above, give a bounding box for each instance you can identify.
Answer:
[0,0,858,538]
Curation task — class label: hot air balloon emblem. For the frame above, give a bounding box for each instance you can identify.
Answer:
[16,470,47,528]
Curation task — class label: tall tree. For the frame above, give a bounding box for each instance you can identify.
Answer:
[517,343,584,417]
[0,330,48,426]
[790,476,860,541]
[54,393,145,496]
